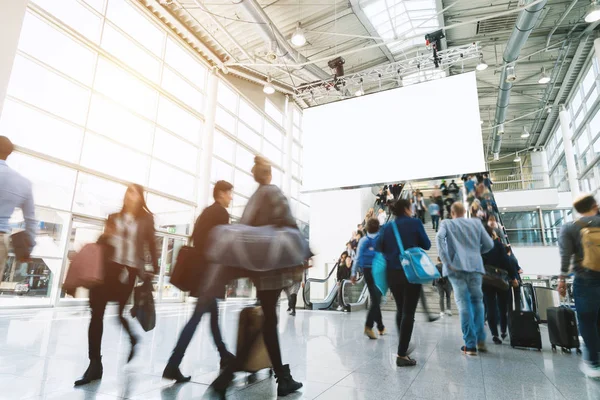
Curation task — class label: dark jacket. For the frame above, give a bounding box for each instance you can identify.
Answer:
[106,212,159,274]
[240,184,303,291]
[192,202,229,262]
[376,215,431,271]
[482,238,518,281]
[337,263,351,281]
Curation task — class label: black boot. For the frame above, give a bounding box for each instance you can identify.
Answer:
[219,350,236,370]
[74,357,103,386]
[275,364,302,396]
[127,335,139,363]
[162,364,191,383]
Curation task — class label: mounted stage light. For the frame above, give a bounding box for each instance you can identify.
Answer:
[521,128,530,138]
[328,56,345,78]
[476,54,488,71]
[585,0,600,23]
[538,67,551,84]
[291,23,307,47]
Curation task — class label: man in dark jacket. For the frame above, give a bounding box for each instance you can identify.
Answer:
[163,181,235,383]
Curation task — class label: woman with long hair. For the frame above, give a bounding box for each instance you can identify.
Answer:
[75,184,158,386]
[376,199,431,367]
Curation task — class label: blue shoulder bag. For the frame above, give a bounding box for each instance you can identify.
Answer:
[390,222,440,284]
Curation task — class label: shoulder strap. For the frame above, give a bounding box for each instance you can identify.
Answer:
[575,219,589,229]
[390,221,406,255]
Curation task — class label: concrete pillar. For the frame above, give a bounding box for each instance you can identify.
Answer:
[0,0,28,118]
[283,95,294,197]
[196,71,219,211]
[530,151,550,189]
[559,105,580,200]
[594,38,600,67]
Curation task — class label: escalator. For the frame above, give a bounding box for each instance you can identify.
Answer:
[302,261,339,310]
[340,274,369,312]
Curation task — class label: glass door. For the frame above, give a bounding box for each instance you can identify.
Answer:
[152,234,188,302]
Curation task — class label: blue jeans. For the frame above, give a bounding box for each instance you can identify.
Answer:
[448,271,486,349]
[573,276,600,366]
[431,215,440,232]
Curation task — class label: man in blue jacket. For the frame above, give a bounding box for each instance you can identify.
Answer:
[436,202,494,356]
[351,218,384,339]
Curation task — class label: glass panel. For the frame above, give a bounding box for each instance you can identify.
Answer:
[262,140,282,166]
[292,107,301,127]
[0,100,83,163]
[149,236,164,296]
[571,89,583,116]
[72,173,127,218]
[94,57,157,120]
[292,162,300,178]
[216,107,236,133]
[292,125,301,142]
[62,219,105,299]
[505,229,543,246]
[2,209,69,300]
[292,143,301,162]
[543,228,561,246]
[156,96,202,144]
[291,179,299,199]
[590,108,600,138]
[80,132,150,184]
[575,111,584,130]
[226,278,254,298]
[153,128,198,173]
[18,12,96,86]
[211,157,234,183]
[7,153,76,211]
[87,94,155,154]
[263,121,284,149]
[235,145,255,172]
[577,131,590,154]
[231,195,248,218]
[593,137,600,156]
[32,0,103,43]
[161,67,204,111]
[148,160,195,201]
[586,89,598,112]
[239,100,262,130]
[100,23,161,83]
[8,55,90,125]
[147,194,192,235]
[164,38,206,89]
[501,211,540,230]
[218,81,238,111]
[265,99,284,126]
[234,169,257,197]
[237,122,261,151]
[106,0,165,56]
[213,131,235,161]
[160,237,186,300]
[582,66,596,96]
[84,0,105,13]
[271,167,283,187]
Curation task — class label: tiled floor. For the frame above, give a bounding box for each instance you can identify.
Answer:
[1,301,599,399]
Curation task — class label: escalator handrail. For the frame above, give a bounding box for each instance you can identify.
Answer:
[339,273,368,309]
[302,260,340,308]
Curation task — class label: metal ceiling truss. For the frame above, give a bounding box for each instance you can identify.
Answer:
[294,42,480,101]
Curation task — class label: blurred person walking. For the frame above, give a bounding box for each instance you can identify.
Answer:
[434,257,452,317]
[428,198,440,232]
[436,202,493,356]
[0,136,36,282]
[75,184,159,386]
[376,199,431,366]
[351,218,385,339]
[163,181,236,383]
[336,256,352,310]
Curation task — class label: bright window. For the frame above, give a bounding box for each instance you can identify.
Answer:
[262,140,282,166]
[32,0,103,43]
[211,157,234,182]
[237,122,262,151]
[234,169,257,197]
[218,82,238,111]
[164,37,207,89]
[216,107,236,133]
[265,99,284,126]
[161,66,204,111]
[149,160,195,201]
[153,128,198,173]
[235,145,255,173]
[239,100,263,130]
[72,173,127,218]
[582,66,596,96]
[264,121,284,149]
[156,96,202,144]
[213,131,235,161]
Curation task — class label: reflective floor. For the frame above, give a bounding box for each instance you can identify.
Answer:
[1,301,599,399]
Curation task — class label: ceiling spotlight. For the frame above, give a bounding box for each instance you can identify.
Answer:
[355,79,364,97]
[514,155,521,163]
[538,67,551,84]
[506,64,517,82]
[585,0,600,23]
[493,153,499,161]
[521,128,530,138]
[263,77,275,95]
[290,23,307,47]
[476,54,488,71]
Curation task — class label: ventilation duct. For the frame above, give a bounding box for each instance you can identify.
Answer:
[491,0,547,158]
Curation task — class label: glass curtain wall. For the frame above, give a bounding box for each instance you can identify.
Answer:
[0,0,308,306]
[501,209,572,246]
[547,55,600,195]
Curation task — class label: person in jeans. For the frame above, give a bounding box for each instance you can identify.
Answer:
[428,198,440,232]
[436,202,493,356]
[336,256,352,311]
[558,194,600,378]
[434,257,452,317]
[376,199,430,367]
[351,218,385,339]
[0,137,36,281]
[163,181,236,383]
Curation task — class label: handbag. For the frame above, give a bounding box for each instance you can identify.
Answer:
[170,245,201,292]
[390,222,440,284]
[10,231,32,261]
[483,265,509,290]
[130,280,156,332]
[63,243,104,291]
[371,252,388,295]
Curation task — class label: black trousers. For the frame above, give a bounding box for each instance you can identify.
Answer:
[363,269,384,330]
[88,262,137,360]
[257,289,284,374]
[388,269,421,357]
[417,209,425,223]
[168,296,228,367]
[483,287,509,337]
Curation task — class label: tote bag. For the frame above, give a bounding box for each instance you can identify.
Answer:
[371,252,388,296]
[391,222,440,284]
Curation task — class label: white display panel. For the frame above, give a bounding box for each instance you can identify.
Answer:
[302,72,485,192]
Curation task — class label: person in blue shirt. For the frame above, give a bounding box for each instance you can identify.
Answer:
[0,137,36,283]
[464,175,476,195]
[376,199,430,367]
[351,218,384,340]
[428,198,440,232]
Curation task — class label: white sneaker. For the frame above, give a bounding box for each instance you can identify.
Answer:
[445,310,453,316]
[336,306,343,311]
[440,312,445,317]
[580,363,600,378]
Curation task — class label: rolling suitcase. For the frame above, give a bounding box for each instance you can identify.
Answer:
[509,284,542,351]
[547,298,581,354]
[236,306,272,373]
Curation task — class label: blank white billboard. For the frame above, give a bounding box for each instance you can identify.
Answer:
[302,72,485,192]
